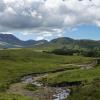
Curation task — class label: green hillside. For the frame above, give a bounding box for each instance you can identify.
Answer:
[33,37,100,51]
[0,34,100,51]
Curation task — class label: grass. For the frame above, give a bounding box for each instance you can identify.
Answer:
[38,65,100,100]
[0,48,94,99]
[0,93,36,100]
[25,84,38,91]
[41,67,100,85]
[67,77,100,100]
[0,49,92,91]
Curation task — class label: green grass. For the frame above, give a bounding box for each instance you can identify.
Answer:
[0,48,94,99]
[41,67,100,85]
[0,93,35,100]
[25,84,38,91]
[0,49,92,91]
[39,65,100,100]
[67,78,100,100]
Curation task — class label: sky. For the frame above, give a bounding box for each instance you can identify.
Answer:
[0,0,100,40]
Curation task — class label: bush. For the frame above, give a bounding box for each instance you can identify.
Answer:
[51,49,74,55]
[25,84,38,91]
[0,84,9,92]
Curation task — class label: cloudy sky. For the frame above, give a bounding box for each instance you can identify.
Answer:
[0,0,100,40]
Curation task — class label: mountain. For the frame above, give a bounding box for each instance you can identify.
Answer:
[0,34,22,44]
[33,37,100,51]
[0,34,48,48]
[0,34,36,47]
[0,34,100,51]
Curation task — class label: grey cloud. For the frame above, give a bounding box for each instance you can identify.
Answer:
[0,14,43,29]
[0,0,5,12]
[0,0,100,35]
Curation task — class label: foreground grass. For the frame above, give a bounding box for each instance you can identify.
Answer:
[67,78,100,100]
[0,93,35,100]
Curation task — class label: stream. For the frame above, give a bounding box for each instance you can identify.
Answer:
[21,74,70,100]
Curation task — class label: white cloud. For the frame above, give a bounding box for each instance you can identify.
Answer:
[1,32,13,34]
[5,7,16,14]
[64,15,77,26]
[4,0,15,3]
[36,36,44,40]
[31,10,37,18]
[0,0,100,39]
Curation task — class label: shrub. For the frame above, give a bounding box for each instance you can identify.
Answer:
[25,84,38,91]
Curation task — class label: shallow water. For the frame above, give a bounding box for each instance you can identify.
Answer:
[21,75,70,100]
[53,88,70,100]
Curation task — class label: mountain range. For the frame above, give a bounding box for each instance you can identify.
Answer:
[0,34,100,51]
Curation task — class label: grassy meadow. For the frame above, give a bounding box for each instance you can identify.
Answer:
[0,48,99,100]
[41,67,100,85]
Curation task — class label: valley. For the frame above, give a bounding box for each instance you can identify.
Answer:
[0,48,99,100]
[0,34,99,100]
[0,0,100,100]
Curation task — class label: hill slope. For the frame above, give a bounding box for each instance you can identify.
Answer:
[0,34,48,48]
[0,34,100,50]
[34,37,100,51]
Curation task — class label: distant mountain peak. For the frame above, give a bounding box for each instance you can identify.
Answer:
[0,34,100,50]
[0,33,21,43]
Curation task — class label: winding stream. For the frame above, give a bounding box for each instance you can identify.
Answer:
[21,74,70,100]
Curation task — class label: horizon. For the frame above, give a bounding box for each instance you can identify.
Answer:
[0,0,100,40]
[1,33,100,41]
